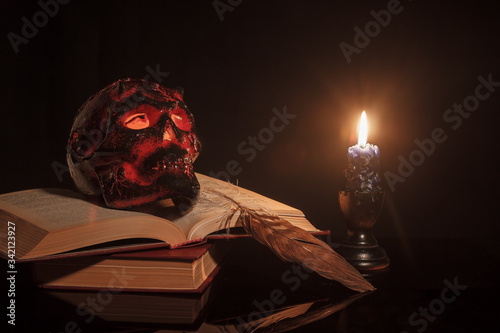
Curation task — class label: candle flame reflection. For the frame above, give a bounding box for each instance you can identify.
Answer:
[357,111,368,147]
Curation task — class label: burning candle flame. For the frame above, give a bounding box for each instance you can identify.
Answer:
[357,111,368,147]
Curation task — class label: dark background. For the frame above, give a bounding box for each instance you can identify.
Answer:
[1,0,499,256]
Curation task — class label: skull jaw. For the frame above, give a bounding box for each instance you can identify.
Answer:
[96,165,200,209]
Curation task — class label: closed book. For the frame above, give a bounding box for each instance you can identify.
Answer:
[33,241,231,293]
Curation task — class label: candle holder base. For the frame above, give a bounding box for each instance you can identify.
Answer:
[336,243,390,271]
[338,189,390,271]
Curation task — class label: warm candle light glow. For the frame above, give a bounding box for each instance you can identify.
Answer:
[357,111,368,147]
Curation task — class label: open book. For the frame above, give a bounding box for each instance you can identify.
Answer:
[0,173,321,261]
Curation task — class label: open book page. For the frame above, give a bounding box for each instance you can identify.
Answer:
[174,190,241,240]
[0,188,186,259]
[0,173,319,259]
[197,174,306,217]
[135,187,240,241]
[0,188,163,232]
[0,175,311,236]
[171,174,319,240]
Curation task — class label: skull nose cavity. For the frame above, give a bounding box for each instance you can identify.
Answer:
[163,124,177,141]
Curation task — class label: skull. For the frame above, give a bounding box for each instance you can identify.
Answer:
[67,78,201,209]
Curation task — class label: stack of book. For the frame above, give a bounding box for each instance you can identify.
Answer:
[0,173,323,296]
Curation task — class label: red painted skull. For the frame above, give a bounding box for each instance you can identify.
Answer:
[67,78,201,209]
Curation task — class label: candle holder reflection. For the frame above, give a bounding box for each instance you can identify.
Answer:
[337,189,389,271]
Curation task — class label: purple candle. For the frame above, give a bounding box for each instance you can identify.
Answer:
[344,111,381,192]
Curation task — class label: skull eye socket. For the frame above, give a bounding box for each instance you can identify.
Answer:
[170,108,192,132]
[124,113,150,130]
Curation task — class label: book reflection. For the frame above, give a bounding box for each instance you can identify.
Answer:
[36,285,368,333]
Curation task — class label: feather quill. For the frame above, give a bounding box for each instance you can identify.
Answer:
[209,189,375,293]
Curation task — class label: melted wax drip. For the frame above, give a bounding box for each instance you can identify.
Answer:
[345,143,381,192]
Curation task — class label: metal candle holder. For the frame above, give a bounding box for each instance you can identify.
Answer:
[337,189,389,271]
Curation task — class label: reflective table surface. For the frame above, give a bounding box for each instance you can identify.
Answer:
[5,237,500,332]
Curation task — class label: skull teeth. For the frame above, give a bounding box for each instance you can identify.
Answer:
[154,156,193,172]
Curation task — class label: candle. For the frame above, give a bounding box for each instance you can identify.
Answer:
[345,111,381,192]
